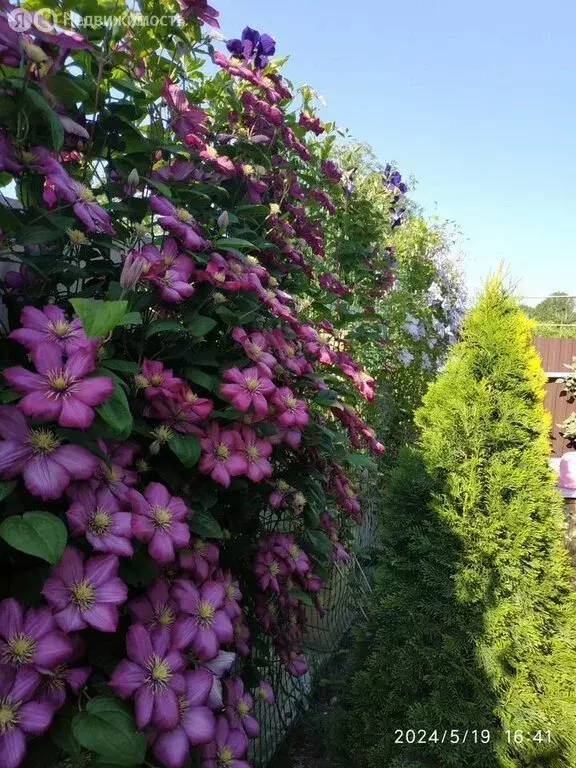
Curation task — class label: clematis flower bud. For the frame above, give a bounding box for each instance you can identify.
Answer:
[120,250,146,291]
[217,210,229,229]
[126,168,139,186]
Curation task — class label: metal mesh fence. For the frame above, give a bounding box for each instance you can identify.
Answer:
[250,471,380,766]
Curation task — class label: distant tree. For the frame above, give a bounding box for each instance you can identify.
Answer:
[531,292,576,324]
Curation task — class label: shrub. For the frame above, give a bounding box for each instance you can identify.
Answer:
[339,279,576,767]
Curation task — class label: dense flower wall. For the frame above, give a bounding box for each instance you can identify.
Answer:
[0,2,462,767]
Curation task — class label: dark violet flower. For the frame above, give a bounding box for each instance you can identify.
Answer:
[0,599,72,672]
[0,406,98,501]
[217,570,242,621]
[177,0,220,28]
[172,579,234,661]
[128,579,178,640]
[180,538,220,581]
[254,551,285,593]
[272,535,310,574]
[201,715,250,768]
[9,305,87,355]
[130,482,190,565]
[137,360,183,401]
[110,624,186,731]
[255,680,274,705]
[151,669,216,768]
[0,666,54,768]
[226,26,276,70]
[42,547,127,633]
[36,634,90,710]
[224,677,260,738]
[4,343,113,429]
[66,486,133,557]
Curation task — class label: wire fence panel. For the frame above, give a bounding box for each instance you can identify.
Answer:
[250,472,380,766]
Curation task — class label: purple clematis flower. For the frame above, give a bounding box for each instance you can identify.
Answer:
[130,482,190,565]
[226,27,276,70]
[201,715,250,768]
[0,406,98,501]
[150,196,208,251]
[4,343,113,429]
[128,579,178,642]
[66,486,134,557]
[150,669,216,768]
[224,677,260,738]
[255,680,274,705]
[197,651,236,709]
[42,547,127,633]
[179,538,220,581]
[36,634,91,710]
[9,305,87,355]
[0,599,72,673]
[177,0,219,27]
[110,624,186,731]
[171,579,234,661]
[0,666,54,768]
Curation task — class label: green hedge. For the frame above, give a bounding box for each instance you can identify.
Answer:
[338,279,576,767]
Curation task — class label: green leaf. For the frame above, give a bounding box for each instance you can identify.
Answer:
[96,381,133,439]
[189,315,217,337]
[0,512,67,564]
[288,589,315,607]
[145,319,188,338]
[48,75,88,107]
[144,177,173,198]
[100,359,139,375]
[346,453,378,471]
[72,696,146,766]
[19,226,62,245]
[190,508,224,539]
[0,480,17,502]
[305,529,333,556]
[212,237,260,251]
[168,434,200,468]
[185,367,219,392]
[71,299,128,338]
[25,89,65,150]
[315,390,341,408]
[118,311,142,326]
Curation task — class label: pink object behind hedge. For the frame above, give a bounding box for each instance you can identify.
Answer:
[559,452,576,489]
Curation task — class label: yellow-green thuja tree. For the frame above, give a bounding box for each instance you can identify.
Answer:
[338,278,576,768]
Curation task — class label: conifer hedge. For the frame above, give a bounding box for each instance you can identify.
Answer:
[339,279,576,768]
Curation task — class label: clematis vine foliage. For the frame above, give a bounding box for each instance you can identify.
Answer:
[0,0,429,767]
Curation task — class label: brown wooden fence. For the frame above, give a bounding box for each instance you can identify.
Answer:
[533,337,576,457]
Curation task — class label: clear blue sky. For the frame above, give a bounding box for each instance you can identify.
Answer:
[216,0,575,302]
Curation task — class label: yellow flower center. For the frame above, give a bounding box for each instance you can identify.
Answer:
[249,345,262,358]
[134,374,149,389]
[150,374,164,386]
[156,605,175,626]
[50,374,69,392]
[345,487,356,499]
[193,539,206,553]
[294,492,305,507]
[185,391,198,403]
[246,445,259,461]
[217,747,234,767]
[246,256,259,266]
[78,185,94,202]
[20,150,37,165]
[289,544,300,559]
[152,506,172,530]
[285,346,295,358]
[205,146,218,158]
[152,426,174,444]
[28,428,60,455]
[67,229,89,246]
[5,633,36,665]
[269,562,280,576]
[242,164,255,177]
[277,480,289,491]
[177,208,193,223]
[197,600,215,626]
[216,443,230,460]
[214,271,226,282]
[71,580,96,611]
[150,657,172,684]
[89,509,112,536]
[237,699,250,716]
[0,702,18,733]
[245,377,259,392]
[104,466,121,484]
[286,396,297,409]
[213,292,226,304]
[48,320,70,338]
[225,584,236,599]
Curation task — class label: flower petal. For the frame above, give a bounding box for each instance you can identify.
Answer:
[0,406,28,440]
[23,454,69,500]
[19,701,53,734]
[0,730,26,768]
[59,398,95,429]
[3,366,44,393]
[75,377,114,406]
[135,684,154,729]
[153,728,190,768]
[53,445,98,479]
[85,554,119,587]
[126,624,154,666]
[152,686,180,730]
[34,633,73,670]
[110,659,145,698]
[0,599,23,637]
[96,578,128,605]
[83,603,118,632]
[19,391,62,421]
[182,706,216,745]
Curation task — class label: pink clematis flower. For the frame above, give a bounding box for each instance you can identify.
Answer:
[272,388,309,428]
[110,624,186,732]
[9,305,87,355]
[4,343,113,429]
[130,482,190,565]
[0,666,54,768]
[171,579,234,662]
[220,366,276,417]
[198,423,247,488]
[201,716,250,768]
[42,547,127,633]
[239,426,273,482]
[178,0,220,27]
[179,386,214,420]
[0,406,98,500]
[150,196,208,251]
[231,327,277,373]
[254,551,286,593]
[137,360,183,400]
[0,599,72,673]
[66,486,133,557]
[255,680,275,705]
[150,669,216,768]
